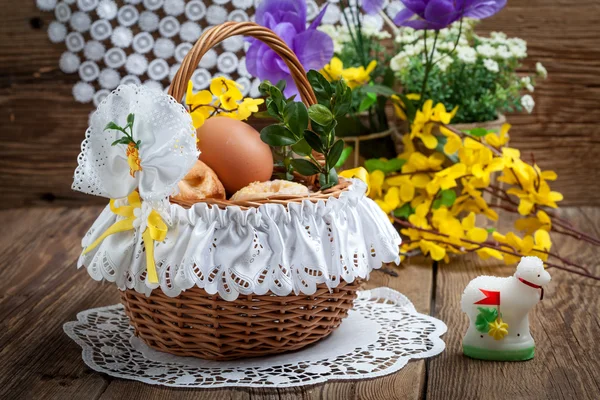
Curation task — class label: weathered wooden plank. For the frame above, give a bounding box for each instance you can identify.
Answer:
[1,1,600,208]
[426,207,600,400]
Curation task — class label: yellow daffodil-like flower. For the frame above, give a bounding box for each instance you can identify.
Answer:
[426,163,467,196]
[126,142,142,178]
[186,79,264,129]
[515,210,552,235]
[391,93,421,121]
[488,318,509,340]
[439,126,463,155]
[484,123,511,148]
[493,229,552,264]
[322,57,377,88]
[408,100,458,150]
[375,187,401,214]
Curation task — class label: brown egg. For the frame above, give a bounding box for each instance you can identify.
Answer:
[196,117,273,195]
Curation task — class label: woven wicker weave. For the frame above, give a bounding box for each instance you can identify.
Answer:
[120,22,362,360]
[120,281,360,361]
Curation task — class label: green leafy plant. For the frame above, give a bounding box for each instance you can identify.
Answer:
[258,71,353,189]
[105,113,140,148]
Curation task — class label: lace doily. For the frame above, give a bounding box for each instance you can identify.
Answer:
[37,0,405,104]
[72,84,199,206]
[78,179,402,300]
[64,287,447,388]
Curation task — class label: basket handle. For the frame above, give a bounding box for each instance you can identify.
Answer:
[169,21,317,107]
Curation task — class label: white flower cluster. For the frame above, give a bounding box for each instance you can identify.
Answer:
[319,23,392,54]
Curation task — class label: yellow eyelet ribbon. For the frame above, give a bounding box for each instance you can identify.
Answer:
[82,191,167,284]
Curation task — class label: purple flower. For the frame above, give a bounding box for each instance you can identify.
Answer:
[393,0,506,30]
[246,0,333,97]
[361,0,385,14]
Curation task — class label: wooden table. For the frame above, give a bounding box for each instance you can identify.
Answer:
[1,206,598,400]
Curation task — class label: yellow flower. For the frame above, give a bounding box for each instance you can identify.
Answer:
[397,134,415,160]
[391,93,421,121]
[126,142,142,178]
[236,97,264,120]
[322,58,377,88]
[426,163,467,196]
[186,81,213,107]
[375,187,400,214]
[461,212,488,243]
[515,210,552,235]
[484,123,511,148]
[488,318,509,340]
[322,57,343,81]
[420,240,446,261]
[439,126,463,154]
[410,100,438,149]
[429,102,458,124]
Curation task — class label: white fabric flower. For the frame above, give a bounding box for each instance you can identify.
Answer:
[180,21,201,42]
[77,0,99,12]
[163,0,185,16]
[60,52,81,73]
[73,84,199,206]
[121,74,142,86]
[536,62,548,79]
[483,58,499,73]
[37,0,57,11]
[147,59,169,80]
[111,26,133,47]
[117,5,140,27]
[228,9,250,22]
[104,47,127,68]
[55,3,72,22]
[206,5,227,24]
[79,61,100,82]
[138,11,159,32]
[90,19,112,40]
[73,81,95,103]
[521,94,535,114]
[232,0,253,9]
[125,53,149,75]
[185,0,206,21]
[143,0,163,11]
[158,16,180,38]
[132,32,154,54]
[70,11,92,32]
[65,32,85,52]
[99,68,121,89]
[84,40,106,62]
[93,89,110,107]
[96,0,117,20]
[153,38,175,58]
[48,21,67,43]
[174,42,192,63]
[521,76,534,92]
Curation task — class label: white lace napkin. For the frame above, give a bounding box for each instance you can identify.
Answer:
[64,287,447,388]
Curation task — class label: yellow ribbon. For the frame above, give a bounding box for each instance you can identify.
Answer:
[339,167,370,196]
[82,191,167,284]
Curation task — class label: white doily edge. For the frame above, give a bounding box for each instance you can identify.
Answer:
[63,288,448,388]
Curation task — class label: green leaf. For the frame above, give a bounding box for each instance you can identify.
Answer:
[104,121,122,131]
[393,203,414,219]
[364,158,406,174]
[363,83,396,97]
[440,189,457,207]
[111,137,131,146]
[334,146,353,168]
[467,127,489,137]
[486,227,496,233]
[260,125,297,146]
[396,93,417,122]
[275,79,287,93]
[475,307,498,333]
[308,104,334,126]
[291,138,312,156]
[283,102,308,138]
[304,130,324,153]
[432,198,442,210]
[319,168,338,190]
[358,92,377,112]
[333,79,352,117]
[307,70,333,105]
[328,139,345,168]
[126,113,135,126]
[290,159,321,176]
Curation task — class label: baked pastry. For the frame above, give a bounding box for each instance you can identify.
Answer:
[171,160,226,203]
[230,180,310,202]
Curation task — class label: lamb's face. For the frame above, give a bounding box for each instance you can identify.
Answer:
[516,256,551,286]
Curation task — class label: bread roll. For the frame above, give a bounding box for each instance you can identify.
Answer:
[231,180,309,202]
[171,160,226,203]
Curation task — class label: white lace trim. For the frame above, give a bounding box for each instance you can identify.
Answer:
[78,179,402,300]
[64,287,447,388]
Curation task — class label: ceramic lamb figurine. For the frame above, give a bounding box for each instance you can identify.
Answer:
[461,256,551,361]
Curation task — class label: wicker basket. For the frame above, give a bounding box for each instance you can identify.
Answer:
[119,21,363,361]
